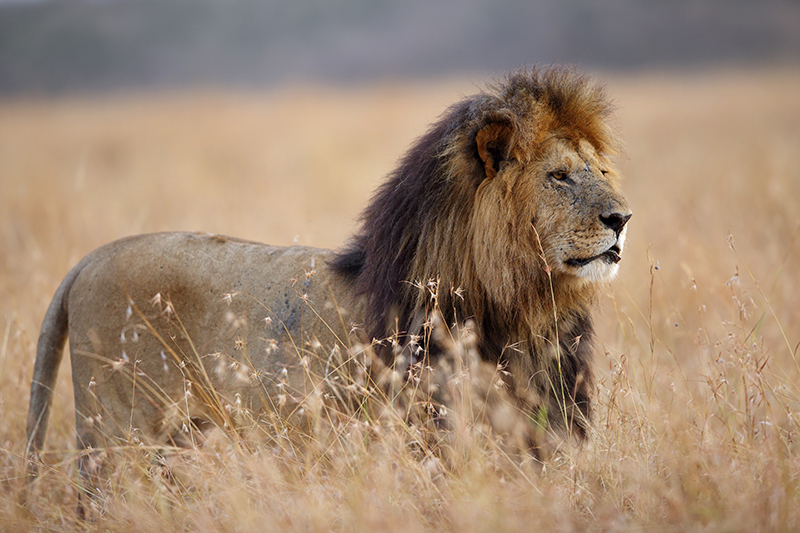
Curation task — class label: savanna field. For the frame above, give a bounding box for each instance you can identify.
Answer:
[2,68,800,531]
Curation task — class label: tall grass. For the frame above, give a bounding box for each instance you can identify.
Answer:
[2,68,800,531]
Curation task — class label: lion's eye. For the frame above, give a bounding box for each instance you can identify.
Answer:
[548,170,574,185]
[600,169,609,176]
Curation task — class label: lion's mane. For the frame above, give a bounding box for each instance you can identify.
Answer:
[333,67,621,435]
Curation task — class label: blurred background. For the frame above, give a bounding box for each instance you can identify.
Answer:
[3,3,800,528]
[1,0,799,95]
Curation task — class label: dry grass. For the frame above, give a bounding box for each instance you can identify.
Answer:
[2,68,800,531]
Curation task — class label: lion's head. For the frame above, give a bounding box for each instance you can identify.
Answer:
[334,66,630,435]
[466,77,631,308]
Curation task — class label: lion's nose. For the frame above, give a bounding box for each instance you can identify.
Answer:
[599,212,632,235]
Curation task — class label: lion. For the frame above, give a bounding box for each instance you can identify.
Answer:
[26,67,630,495]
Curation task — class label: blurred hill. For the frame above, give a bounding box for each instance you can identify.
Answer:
[1,0,799,95]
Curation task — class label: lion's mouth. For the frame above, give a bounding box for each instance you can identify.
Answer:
[566,245,622,268]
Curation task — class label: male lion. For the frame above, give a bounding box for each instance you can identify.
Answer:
[26,67,630,490]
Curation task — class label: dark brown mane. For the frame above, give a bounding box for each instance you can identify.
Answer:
[331,67,620,435]
[332,97,474,344]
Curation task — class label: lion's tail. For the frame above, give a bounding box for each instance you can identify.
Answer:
[25,259,87,461]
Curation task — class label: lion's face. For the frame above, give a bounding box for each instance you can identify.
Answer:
[530,138,631,284]
[472,133,630,297]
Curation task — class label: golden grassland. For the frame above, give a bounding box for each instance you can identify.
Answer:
[2,67,800,531]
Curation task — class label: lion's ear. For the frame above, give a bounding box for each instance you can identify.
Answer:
[476,122,513,180]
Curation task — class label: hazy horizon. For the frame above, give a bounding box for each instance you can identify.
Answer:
[1,0,798,96]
